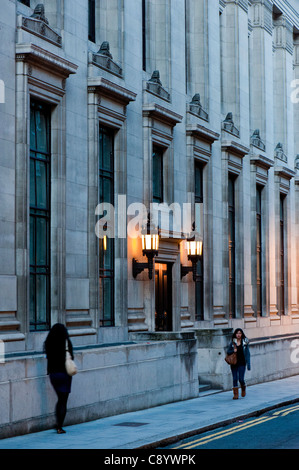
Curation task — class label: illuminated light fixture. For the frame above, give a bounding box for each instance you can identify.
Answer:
[132,214,159,280]
[181,223,203,281]
[103,235,107,251]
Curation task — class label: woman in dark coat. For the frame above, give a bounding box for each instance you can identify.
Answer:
[44,323,74,433]
[227,328,251,400]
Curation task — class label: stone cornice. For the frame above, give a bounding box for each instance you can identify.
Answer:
[186,124,220,144]
[221,139,250,157]
[143,103,183,127]
[16,43,78,77]
[250,153,274,169]
[274,0,299,31]
[274,165,296,180]
[88,77,137,105]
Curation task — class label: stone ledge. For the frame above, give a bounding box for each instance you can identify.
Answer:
[130,331,196,342]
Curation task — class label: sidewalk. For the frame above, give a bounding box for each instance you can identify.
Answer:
[1,375,299,449]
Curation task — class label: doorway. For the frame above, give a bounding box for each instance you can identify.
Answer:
[155,263,172,331]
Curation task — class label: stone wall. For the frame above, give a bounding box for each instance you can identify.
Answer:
[0,335,198,439]
[195,328,299,390]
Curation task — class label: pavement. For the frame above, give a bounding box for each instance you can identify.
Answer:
[1,375,299,450]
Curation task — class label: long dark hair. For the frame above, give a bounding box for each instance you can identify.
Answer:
[44,323,73,358]
[232,328,245,340]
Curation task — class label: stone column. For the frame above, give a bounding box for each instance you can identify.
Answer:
[250,0,274,148]
[220,0,251,324]
[185,0,209,110]
[249,0,274,323]
[272,14,296,320]
[292,36,299,317]
[97,0,124,65]
[220,0,250,137]
[145,0,171,88]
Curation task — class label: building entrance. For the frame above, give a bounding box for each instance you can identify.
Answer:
[155,263,172,331]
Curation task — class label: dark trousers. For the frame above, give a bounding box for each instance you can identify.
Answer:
[55,391,69,428]
[231,365,246,388]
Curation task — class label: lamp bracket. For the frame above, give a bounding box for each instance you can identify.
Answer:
[181,258,199,282]
[132,256,156,280]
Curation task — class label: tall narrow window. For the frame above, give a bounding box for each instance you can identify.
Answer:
[99,126,114,326]
[153,146,163,204]
[195,161,203,320]
[256,186,262,316]
[279,194,285,315]
[88,0,96,42]
[29,100,51,331]
[142,0,146,71]
[228,174,236,318]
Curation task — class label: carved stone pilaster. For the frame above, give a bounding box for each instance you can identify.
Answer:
[251,0,273,35]
[273,15,294,55]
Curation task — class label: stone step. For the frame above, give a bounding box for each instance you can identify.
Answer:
[198,383,222,397]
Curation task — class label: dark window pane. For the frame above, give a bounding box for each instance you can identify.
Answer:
[279,195,285,315]
[228,175,236,318]
[142,0,146,71]
[30,100,51,331]
[29,274,36,325]
[153,147,163,203]
[99,126,115,327]
[88,0,96,42]
[30,217,35,266]
[36,217,48,265]
[35,159,48,209]
[195,162,203,202]
[30,158,36,206]
[256,186,262,316]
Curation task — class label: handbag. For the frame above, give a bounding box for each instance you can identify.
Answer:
[225,351,237,366]
[65,340,77,376]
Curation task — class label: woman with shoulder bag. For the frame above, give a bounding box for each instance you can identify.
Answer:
[44,323,75,434]
[227,328,251,400]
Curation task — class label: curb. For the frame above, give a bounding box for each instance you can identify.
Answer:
[135,397,299,449]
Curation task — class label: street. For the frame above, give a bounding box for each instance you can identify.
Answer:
[165,404,299,449]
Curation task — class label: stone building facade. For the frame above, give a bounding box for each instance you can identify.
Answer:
[0,0,299,437]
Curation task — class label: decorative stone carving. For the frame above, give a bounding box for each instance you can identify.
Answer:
[251,0,273,35]
[222,112,240,137]
[98,41,113,58]
[273,16,294,55]
[189,93,209,121]
[19,4,62,47]
[91,41,123,77]
[251,129,266,151]
[16,43,78,80]
[149,70,162,85]
[30,4,49,24]
[274,142,287,163]
[146,70,170,102]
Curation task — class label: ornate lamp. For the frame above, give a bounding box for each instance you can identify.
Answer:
[132,215,159,280]
[181,223,203,281]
